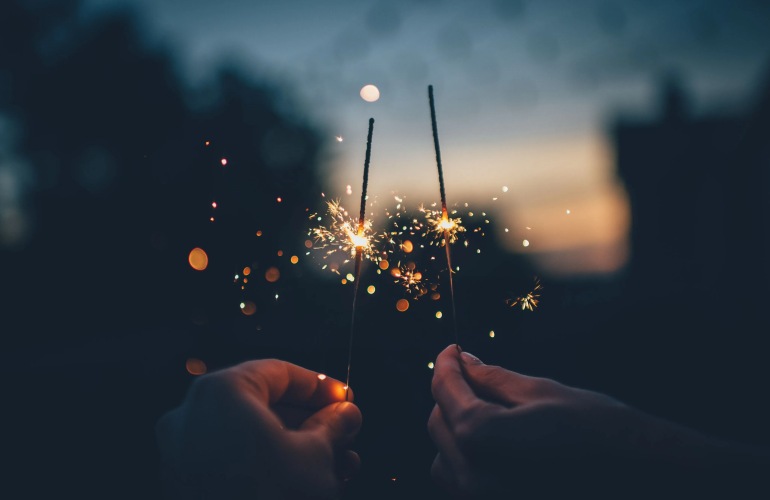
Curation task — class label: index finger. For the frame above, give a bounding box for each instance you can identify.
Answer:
[431,344,482,427]
[231,359,351,410]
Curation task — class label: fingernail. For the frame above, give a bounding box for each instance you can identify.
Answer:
[461,351,483,365]
[335,402,362,433]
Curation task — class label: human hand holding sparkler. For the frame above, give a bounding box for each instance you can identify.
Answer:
[428,345,770,498]
[156,360,362,499]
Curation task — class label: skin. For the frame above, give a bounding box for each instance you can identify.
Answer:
[156,359,361,500]
[428,344,770,499]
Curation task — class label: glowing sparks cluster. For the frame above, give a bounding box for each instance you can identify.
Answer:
[390,262,427,297]
[506,278,542,312]
[309,200,382,271]
[420,205,466,246]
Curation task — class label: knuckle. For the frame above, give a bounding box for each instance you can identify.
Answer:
[453,404,486,448]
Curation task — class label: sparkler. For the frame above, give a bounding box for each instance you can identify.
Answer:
[428,85,460,348]
[345,117,375,400]
[506,277,542,312]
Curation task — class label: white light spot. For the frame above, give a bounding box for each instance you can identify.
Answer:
[489,330,495,338]
[428,362,435,369]
[566,209,571,215]
[522,239,530,247]
[346,184,352,195]
[335,136,343,142]
[502,186,509,193]
[360,84,380,102]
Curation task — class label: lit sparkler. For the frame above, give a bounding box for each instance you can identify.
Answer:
[506,277,542,312]
[344,117,375,401]
[428,85,460,347]
[309,199,381,270]
[420,204,466,245]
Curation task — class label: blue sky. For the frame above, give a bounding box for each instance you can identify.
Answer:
[84,0,770,274]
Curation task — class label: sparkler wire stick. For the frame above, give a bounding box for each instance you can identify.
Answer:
[345,117,374,401]
[428,85,460,349]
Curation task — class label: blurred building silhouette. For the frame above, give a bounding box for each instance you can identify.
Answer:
[612,70,770,330]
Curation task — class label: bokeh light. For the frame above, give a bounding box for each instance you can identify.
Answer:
[396,298,409,312]
[185,358,207,375]
[265,267,280,282]
[240,301,256,316]
[188,247,208,271]
[360,84,380,102]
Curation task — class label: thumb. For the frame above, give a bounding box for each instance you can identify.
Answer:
[300,401,362,446]
[460,352,534,406]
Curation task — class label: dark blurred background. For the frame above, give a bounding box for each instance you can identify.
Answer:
[2,0,769,498]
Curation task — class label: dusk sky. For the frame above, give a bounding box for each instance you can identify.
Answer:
[84,0,770,275]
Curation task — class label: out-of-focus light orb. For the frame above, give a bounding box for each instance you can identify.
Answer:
[317,373,327,381]
[265,267,281,282]
[346,184,353,195]
[428,362,434,370]
[566,209,571,215]
[335,136,343,142]
[243,266,251,276]
[431,292,440,301]
[204,140,210,146]
[346,273,355,281]
[502,186,509,193]
[435,311,443,319]
[522,239,530,247]
[290,255,299,264]
[304,239,313,249]
[186,358,207,375]
[211,201,217,208]
[256,230,263,237]
[240,301,257,316]
[360,84,380,102]
[401,240,414,253]
[367,285,376,294]
[505,228,509,232]
[396,298,410,312]
[379,260,389,270]
[489,330,495,338]
[277,250,284,257]
[188,247,208,271]
[277,197,282,203]
[220,158,227,166]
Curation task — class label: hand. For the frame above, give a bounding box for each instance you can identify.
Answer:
[156,359,362,499]
[428,344,770,498]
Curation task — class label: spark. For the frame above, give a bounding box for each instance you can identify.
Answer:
[391,262,427,296]
[308,199,382,272]
[419,205,466,246]
[506,278,542,312]
[336,136,344,142]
